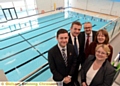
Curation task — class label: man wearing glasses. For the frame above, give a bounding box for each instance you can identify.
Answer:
[80,22,97,64]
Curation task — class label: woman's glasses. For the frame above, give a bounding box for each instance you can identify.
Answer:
[96,50,107,55]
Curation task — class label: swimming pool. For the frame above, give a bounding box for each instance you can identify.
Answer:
[0,11,110,81]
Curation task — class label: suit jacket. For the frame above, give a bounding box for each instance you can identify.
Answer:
[86,41,113,62]
[48,44,77,81]
[68,33,81,50]
[68,33,81,66]
[80,31,97,64]
[81,55,116,86]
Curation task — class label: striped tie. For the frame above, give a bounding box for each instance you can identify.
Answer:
[62,49,67,66]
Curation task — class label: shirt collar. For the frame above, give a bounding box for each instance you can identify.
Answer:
[58,44,67,51]
[70,33,78,39]
[85,32,93,37]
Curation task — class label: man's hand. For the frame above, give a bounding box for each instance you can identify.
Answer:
[82,82,87,86]
[63,76,71,84]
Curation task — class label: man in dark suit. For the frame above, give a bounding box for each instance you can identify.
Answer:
[80,22,97,64]
[48,29,77,86]
[68,21,82,57]
[68,21,82,86]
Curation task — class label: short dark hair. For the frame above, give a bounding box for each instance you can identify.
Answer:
[71,21,82,28]
[57,29,68,37]
[94,29,109,44]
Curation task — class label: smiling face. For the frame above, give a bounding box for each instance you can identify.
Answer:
[70,24,81,37]
[95,47,108,61]
[84,23,92,35]
[57,33,69,48]
[95,44,110,62]
[97,32,106,44]
[95,29,109,44]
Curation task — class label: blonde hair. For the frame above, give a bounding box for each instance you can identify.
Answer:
[95,44,111,56]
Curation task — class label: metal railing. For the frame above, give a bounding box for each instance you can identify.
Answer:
[19,63,49,82]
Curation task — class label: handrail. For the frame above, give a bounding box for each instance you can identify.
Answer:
[98,17,120,39]
[19,63,49,82]
[100,18,118,30]
[111,21,118,38]
[113,70,120,85]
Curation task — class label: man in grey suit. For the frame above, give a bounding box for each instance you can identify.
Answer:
[80,22,97,64]
[48,29,77,86]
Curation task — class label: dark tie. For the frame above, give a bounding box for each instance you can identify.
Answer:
[74,37,78,55]
[62,49,67,66]
[85,35,90,53]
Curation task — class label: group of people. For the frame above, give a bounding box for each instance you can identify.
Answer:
[48,21,116,86]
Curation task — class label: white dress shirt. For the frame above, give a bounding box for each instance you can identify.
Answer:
[58,44,67,57]
[86,63,99,85]
[84,32,93,48]
[70,33,79,53]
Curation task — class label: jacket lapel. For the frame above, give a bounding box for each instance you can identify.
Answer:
[90,62,105,86]
[67,44,73,66]
[56,45,67,66]
[68,33,73,44]
[83,32,85,46]
[92,31,95,41]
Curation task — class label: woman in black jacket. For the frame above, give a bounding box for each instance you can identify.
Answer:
[81,44,116,86]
